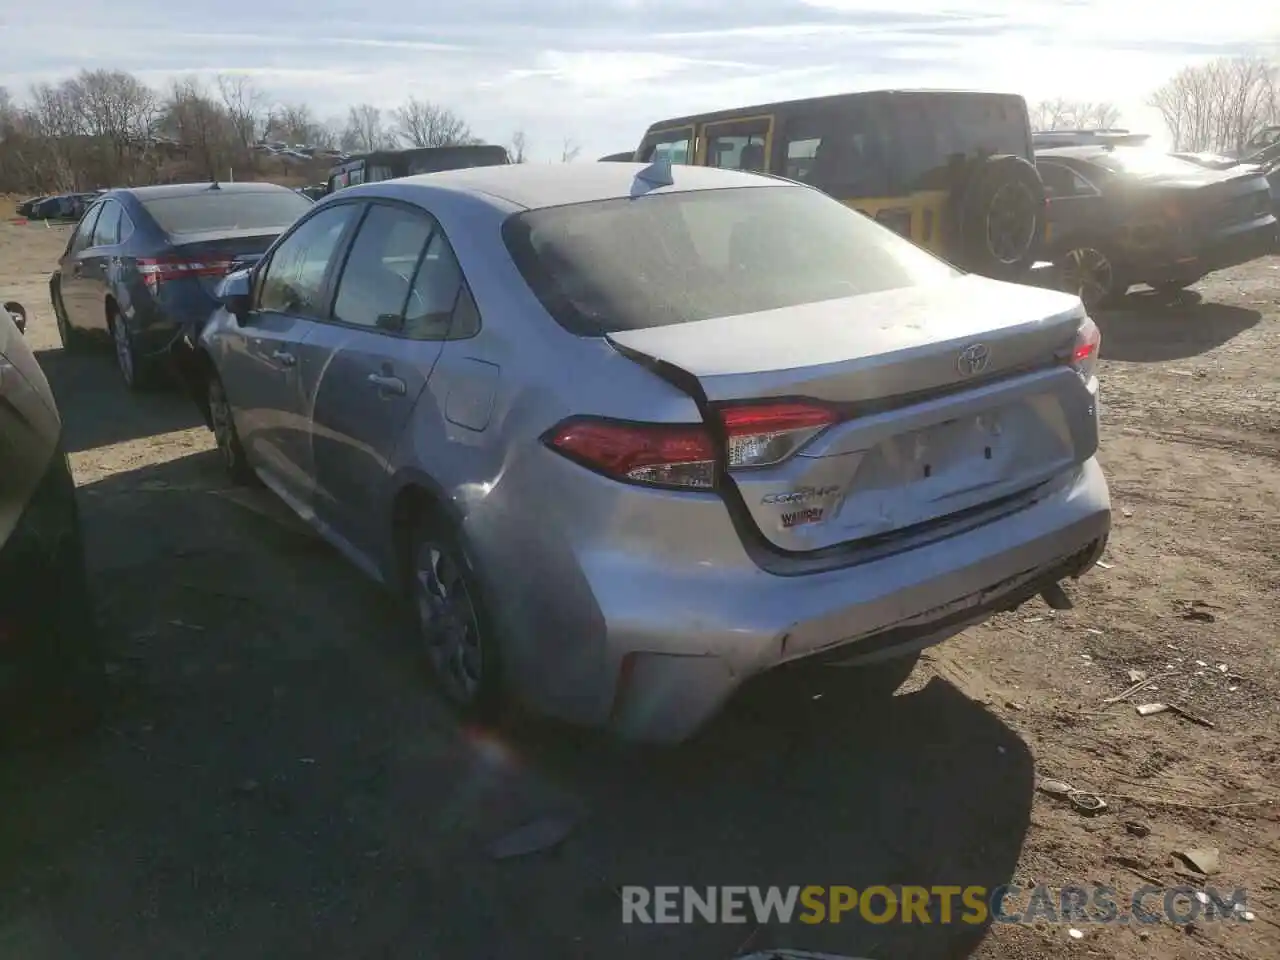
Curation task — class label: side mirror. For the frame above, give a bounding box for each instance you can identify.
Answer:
[3,301,27,335]
[215,269,252,321]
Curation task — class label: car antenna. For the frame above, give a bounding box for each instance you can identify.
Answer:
[635,156,674,188]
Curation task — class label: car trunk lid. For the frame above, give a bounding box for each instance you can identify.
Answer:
[607,274,1100,552]
[168,229,281,295]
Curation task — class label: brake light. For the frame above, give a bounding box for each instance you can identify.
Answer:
[1066,317,1101,381]
[718,402,837,468]
[546,419,717,488]
[544,402,838,489]
[137,256,234,291]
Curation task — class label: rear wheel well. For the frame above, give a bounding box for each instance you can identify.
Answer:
[391,485,452,596]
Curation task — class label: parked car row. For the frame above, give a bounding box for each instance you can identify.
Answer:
[16,192,102,222]
[1035,143,1277,308]
[42,150,1113,743]
[34,89,1278,744]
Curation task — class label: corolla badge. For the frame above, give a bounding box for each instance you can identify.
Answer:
[956,343,991,377]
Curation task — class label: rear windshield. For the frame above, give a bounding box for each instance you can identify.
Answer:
[1088,148,1209,179]
[141,190,313,236]
[503,185,959,335]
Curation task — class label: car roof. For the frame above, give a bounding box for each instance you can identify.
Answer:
[112,182,296,200]
[385,162,786,210]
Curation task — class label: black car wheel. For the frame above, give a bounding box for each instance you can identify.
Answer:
[207,374,255,485]
[109,311,155,391]
[51,281,84,353]
[1058,245,1125,310]
[407,517,502,715]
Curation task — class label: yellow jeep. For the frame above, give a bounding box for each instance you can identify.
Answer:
[634,89,1047,281]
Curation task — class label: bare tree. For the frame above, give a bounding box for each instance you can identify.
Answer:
[162,78,236,180]
[217,74,265,158]
[394,97,476,148]
[1031,98,1122,131]
[560,137,582,163]
[342,103,392,153]
[1149,55,1279,154]
[507,129,529,163]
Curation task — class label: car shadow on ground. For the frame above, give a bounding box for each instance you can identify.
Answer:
[0,449,1034,960]
[1095,289,1262,363]
[35,346,201,454]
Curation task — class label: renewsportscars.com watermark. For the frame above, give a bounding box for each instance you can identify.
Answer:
[621,885,1254,926]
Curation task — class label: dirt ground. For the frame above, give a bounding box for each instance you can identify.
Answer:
[1,218,1277,960]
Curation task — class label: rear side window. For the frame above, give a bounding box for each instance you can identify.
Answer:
[504,185,958,335]
[91,200,123,246]
[68,204,103,256]
[141,190,313,236]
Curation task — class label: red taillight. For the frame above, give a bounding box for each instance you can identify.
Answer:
[1065,317,1101,380]
[718,401,837,468]
[137,256,234,291]
[546,419,717,489]
[545,401,838,489]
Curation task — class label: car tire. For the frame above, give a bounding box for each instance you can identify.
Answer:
[207,374,256,485]
[406,516,503,717]
[953,154,1045,281]
[109,310,156,392]
[1056,244,1126,310]
[51,281,84,353]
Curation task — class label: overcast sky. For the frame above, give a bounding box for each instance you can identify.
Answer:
[2,1,1278,159]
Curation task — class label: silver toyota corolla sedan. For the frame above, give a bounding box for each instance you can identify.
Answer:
[183,161,1111,743]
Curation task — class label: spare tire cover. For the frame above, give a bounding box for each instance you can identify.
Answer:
[953,154,1045,280]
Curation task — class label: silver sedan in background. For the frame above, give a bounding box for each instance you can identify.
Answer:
[182,161,1111,743]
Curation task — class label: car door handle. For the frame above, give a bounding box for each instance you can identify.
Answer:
[271,350,296,367]
[367,373,406,396]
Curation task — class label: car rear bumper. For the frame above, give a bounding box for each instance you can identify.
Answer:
[1145,217,1278,283]
[491,456,1111,743]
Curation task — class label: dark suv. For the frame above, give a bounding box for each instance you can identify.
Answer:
[1036,145,1277,308]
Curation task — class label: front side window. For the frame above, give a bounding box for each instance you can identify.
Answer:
[640,128,693,164]
[331,204,434,330]
[257,203,361,317]
[504,184,958,335]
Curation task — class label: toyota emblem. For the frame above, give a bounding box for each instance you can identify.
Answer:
[957,343,991,377]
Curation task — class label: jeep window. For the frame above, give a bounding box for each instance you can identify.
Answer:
[782,107,893,197]
[503,184,958,335]
[894,95,1032,192]
[1037,161,1100,198]
[640,130,693,164]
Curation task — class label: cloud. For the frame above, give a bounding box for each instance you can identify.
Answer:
[1,0,1277,159]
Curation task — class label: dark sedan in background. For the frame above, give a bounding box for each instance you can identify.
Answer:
[1036,145,1277,308]
[49,181,314,390]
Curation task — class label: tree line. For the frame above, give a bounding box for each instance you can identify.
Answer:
[1033,55,1279,156]
[2,55,1276,196]
[0,69,545,194]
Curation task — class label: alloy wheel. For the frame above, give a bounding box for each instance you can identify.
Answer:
[1060,247,1115,310]
[112,318,134,386]
[208,379,236,471]
[414,542,484,705]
